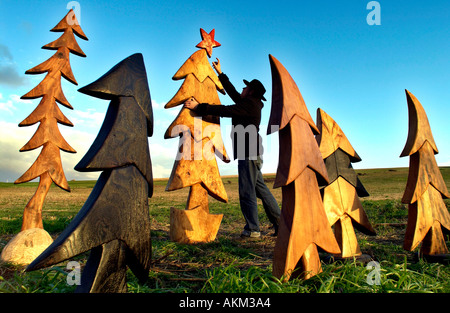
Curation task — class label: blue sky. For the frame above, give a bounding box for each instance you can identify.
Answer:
[0,0,448,182]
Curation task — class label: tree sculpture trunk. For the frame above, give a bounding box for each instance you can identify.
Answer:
[21,173,52,230]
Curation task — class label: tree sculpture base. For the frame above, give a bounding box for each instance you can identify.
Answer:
[0,228,53,266]
[170,206,223,244]
[170,183,223,244]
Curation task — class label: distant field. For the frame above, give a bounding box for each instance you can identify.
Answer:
[1,167,447,223]
[0,167,449,293]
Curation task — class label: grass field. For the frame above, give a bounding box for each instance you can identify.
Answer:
[0,167,449,293]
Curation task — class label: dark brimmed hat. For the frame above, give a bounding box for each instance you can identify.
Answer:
[243,79,266,101]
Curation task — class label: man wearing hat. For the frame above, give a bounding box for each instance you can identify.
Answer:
[184,58,280,238]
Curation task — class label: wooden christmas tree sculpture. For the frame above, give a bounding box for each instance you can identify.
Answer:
[400,89,450,257]
[164,28,230,244]
[26,54,154,293]
[268,55,340,280]
[16,9,88,231]
[316,108,376,258]
[0,9,87,266]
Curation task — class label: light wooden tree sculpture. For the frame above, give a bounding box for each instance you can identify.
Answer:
[164,28,230,244]
[316,108,376,258]
[268,55,340,281]
[400,89,450,257]
[15,9,88,230]
[26,54,154,293]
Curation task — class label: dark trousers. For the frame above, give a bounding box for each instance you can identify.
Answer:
[238,157,281,232]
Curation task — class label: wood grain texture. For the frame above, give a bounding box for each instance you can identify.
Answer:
[19,173,52,230]
[165,107,229,163]
[166,74,222,109]
[42,9,87,57]
[322,177,375,234]
[402,141,449,204]
[75,96,153,192]
[170,204,223,244]
[50,9,88,40]
[26,54,154,293]
[15,9,87,231]
[268,54,340,280]
[165,36,228,243]
[169,183,223,244]
[323,149,369,197]
[170,49,224,93]
[401,90,450,256]
[25,47,78,85]
[166,135,228,203]
[272,113,328,189]
[22,69,72,108]
[334,214,362,257]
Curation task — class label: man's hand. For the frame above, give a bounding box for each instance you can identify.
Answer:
[212,58,222,75]
[184,98,199,110]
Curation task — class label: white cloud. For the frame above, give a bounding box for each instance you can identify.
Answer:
[0,94,31,115]
[151,163,172,179]
[71,108,105,129]
[0,119,100,182]
[0,99,16,115]
[9,94,31,104]
[158,104,183,118]
[151,99,164,110]
[0,110,178,182]
[0,121,38,182]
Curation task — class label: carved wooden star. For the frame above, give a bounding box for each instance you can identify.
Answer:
[196,28,221,58]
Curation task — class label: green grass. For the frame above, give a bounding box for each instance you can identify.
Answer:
[0,168,449,293]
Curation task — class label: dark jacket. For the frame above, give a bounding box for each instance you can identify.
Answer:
[194,73,264,160]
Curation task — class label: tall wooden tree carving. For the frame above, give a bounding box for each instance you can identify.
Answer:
[15,9,88,230]
[164,28,230,244]
[268,55,340,281]
[400,89,450,256]
[27,54,154,293]
[316,108,376,258]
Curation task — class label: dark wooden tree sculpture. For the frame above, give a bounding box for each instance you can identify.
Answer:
[26,54,154,293]
[400,89,450,256]
[15,9,88,230]
[268,55,340,281]
[164,28,230,244]
[316,108,376,258]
